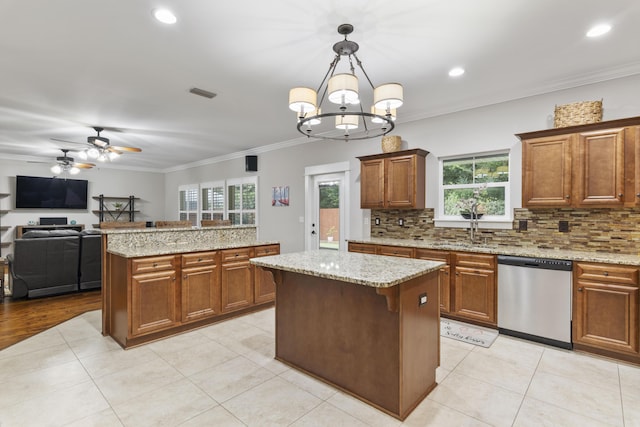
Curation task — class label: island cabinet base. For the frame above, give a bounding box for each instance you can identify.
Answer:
[273,270,440,420]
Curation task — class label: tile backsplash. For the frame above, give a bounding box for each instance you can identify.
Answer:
[370,208,640,255]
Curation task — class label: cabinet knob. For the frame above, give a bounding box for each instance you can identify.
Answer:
[153,263,158,267]
[198,258,203,262]
[184,275,187,279]
[578,287,583,292]
[636,193,640,198]
[565,195,570,199]
[603,271,609,276]
[618,193,623,198]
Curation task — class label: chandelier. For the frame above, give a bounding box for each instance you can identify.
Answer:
[288,24,403,141]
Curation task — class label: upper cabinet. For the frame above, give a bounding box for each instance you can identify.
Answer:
[518,116,640,208]
[357,149,428,209]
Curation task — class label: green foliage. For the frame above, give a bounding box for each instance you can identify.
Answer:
[319,184,339,208]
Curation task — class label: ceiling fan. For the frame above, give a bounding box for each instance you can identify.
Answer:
[50,149,95,175]
[51,126,142,162]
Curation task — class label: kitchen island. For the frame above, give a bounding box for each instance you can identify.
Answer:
[251,250,443,420]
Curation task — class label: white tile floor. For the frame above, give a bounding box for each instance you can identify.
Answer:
[0,308,638,427]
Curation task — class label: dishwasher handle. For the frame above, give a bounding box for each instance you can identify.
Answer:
[497,255,572,271]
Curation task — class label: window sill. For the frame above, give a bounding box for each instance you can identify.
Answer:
[434,218,514,230]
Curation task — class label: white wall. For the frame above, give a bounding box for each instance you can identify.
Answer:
[0,160,165,254]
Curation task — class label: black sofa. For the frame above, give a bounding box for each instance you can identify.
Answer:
[6,229,102,299]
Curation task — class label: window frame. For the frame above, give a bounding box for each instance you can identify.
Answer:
[200,180,226,222]
[226,176,258,226]
[178,184,199,226]
[436,150,513,229]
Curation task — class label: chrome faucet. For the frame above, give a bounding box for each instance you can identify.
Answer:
[469,201,479,244]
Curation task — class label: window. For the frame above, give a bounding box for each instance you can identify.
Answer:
[227,177,257,225]
[440,152,510,220]
[201,181,225,221]
[179,184,199,225]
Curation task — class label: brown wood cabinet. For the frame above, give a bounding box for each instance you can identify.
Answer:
[348,242,496,326]
[221,247,253,313]
[415,249,451,314]
[573,262,639,362]
[181,251,220,323]
[130,255,180,336]
[253,244,280,303]
[358,149,428,209]
[451,252,497,325]
[518,117,640,208]
[104,243,279,348]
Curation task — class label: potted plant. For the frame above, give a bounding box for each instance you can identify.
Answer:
[326,225,336,242]
[112,202,124,211]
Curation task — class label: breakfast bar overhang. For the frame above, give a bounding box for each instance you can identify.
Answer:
[250,250,444,420]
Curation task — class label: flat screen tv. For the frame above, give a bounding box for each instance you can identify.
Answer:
[15,175,89,209]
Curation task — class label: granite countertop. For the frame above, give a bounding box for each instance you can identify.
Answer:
[108,239,278,258]
[100,225,254,234]
[348,238,640,266]
[250,250,444,288]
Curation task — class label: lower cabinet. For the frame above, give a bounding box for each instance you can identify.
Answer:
[221,248,254,313]
[253,244,280,303]
[573,262,639,361]
[131,255,180,336]
[181,251,220,323]
[415,249,451,314]
[452,252,497,326]
[106,244,279,348]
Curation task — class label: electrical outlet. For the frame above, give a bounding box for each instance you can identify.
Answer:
[518,219,528,231]
[418,293,428,307]
[374,217,380,225]
[559,220,569,232]
[398,218,404,226]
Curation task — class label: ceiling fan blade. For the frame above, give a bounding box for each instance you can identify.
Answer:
[110,145,142,153]
[75,163,95,169]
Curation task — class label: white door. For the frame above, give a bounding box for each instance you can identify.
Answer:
[305,163,350,251]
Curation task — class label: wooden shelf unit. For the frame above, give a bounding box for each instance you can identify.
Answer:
[93,195,139,223]
[0,193,9,255]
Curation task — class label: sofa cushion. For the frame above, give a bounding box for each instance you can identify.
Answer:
[22,229,81,238]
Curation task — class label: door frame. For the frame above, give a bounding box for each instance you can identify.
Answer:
[304,162,350,251]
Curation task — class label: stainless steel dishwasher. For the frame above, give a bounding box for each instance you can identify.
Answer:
[497,255,573,349]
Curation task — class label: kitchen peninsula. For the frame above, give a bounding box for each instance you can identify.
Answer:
[251,250,443,420]
[101,226,279,348]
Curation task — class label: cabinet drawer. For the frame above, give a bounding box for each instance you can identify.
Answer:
[575,263,639,286]
[254,244,280,257]
[182,251,217,268]
[348,242,378,254]
[221,248,252,263]
[132,255,177,275]
[454,252,495,269]
[415,248,450,264]
[378,245,414,258]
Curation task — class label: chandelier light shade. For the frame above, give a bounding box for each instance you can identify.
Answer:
[328,74,359,105]
[373,83,404,110]
[289,87,317,117]
[289,24,403,141]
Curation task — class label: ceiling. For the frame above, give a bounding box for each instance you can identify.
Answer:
[1,0,639,172]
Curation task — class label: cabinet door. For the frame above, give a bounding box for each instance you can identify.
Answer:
[453,266,496,325]
[574,128,625,207]
[386,155,424,208]
[182,265,220,323]
[254,244,280,304]
[221,260,253,312]
[360,159,385,209]
[378,245,414,258]
[522,135,573,207]
[574,281,639,355]
[131,270,179,336]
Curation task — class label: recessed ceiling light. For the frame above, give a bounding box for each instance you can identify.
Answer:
[153,9,177,24]
[448,67,465,77]
[586,23,611,38]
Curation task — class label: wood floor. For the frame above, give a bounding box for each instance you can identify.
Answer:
[0,290,102,351]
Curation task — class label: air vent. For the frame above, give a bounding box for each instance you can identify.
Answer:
[189,87,217,99]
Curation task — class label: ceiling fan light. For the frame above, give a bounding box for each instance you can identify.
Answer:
[288,87,317,115]
[371,106,396,123]
[51,164,62,174]
[97,153,107,162]
[328,74,359,105]
[335,114,359,130]
[374,83,404,109]
[87,147,99,159]
[77,150,88,160]
[69,166,80,175]
[108,151,120,160]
